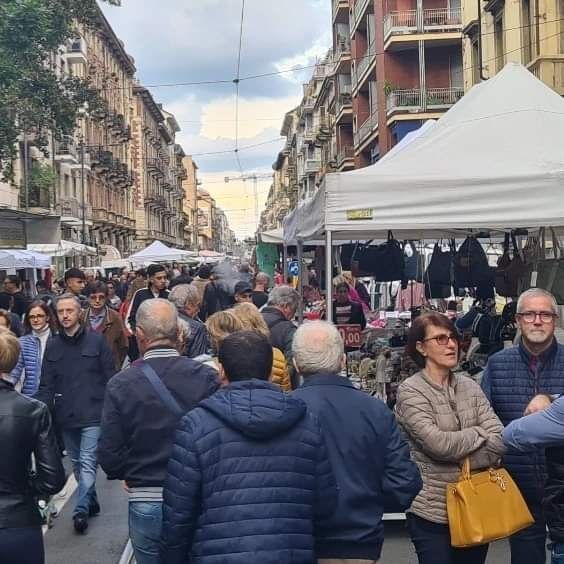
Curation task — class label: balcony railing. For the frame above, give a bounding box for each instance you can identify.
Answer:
[354,112,378,147]
[55,136,78,162]
[335,35,351,60]
[337,146,355,167]
[386,87,464,114]
[351,0,371,32]
[304,159,322,174]
[384,8,462,40]
[527,58,564,95]
[356,39,376,85]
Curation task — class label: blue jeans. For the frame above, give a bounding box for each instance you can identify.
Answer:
[129,501,162,564]
[509,502,547,564]
[550,543,564,564]
[63,426,100,517]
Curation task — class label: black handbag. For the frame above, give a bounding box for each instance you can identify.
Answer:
[403,241,425,283]
[350,231,405,282]
[495,232,526,298]
[424,242,454,299]
[453,237,491,288]
[536,228,564,304]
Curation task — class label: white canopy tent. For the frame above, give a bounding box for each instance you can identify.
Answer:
[284,63,564,243]
[0,250,51,270]
[128,241,197,265]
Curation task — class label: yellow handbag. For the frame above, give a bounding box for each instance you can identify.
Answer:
[446,458,534,547]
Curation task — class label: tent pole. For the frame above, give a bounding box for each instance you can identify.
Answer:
[325,230,333,323]
[297,239,304,324]
[282,245,288,282]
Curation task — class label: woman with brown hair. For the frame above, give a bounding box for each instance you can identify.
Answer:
[232,303,292,391]
[10,301,56,397]
[395,312,505,564]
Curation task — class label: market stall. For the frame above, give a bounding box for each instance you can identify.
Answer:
[128,240,198,267]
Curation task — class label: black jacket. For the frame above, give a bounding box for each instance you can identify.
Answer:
[35,327,116,429]
[0,379,65,528]
[262,307,298,388]
[293,374,422,560]
[98,353,219,487]
[127,287,170,330]
[546,448,564,542]
[178,312,210,359]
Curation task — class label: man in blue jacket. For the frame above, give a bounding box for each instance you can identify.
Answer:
[159,330,337,564]
[35,293,115,534]
[292,320,422,563]
[482,288,564,564]
[98,299,218,564]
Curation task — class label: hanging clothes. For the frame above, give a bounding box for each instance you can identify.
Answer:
[397,281,426,312]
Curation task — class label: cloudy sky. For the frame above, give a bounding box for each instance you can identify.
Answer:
[100,0,331,238]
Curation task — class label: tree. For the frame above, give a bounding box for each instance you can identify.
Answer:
[0,0,122,180]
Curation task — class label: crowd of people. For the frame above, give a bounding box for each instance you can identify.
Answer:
[1,260,564,564]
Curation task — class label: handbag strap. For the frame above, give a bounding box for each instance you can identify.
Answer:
[140,362,183,417]
[461,457,471,480]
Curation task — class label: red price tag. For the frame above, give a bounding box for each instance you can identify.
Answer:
[336,324,362,348]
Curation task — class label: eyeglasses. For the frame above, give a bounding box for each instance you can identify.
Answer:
[422,334,458,346]
[28,314,46,321]
[89,294,106,301]
[517,311,557,323]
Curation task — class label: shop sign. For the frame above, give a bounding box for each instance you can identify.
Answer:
[346,208,373,221]
[0,219,26,249]
[288,260,299,276]
[336,324,362,348]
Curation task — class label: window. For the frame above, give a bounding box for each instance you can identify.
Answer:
[522,0,532,63]
[472,39,481,84]
[494,15,505,72]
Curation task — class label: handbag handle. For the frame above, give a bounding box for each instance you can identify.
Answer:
[550,227,562,259]
[461,457,472,481]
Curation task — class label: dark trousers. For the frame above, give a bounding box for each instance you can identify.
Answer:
[406,513,489,564]
[509,502,547,564]
[0,526,44,564]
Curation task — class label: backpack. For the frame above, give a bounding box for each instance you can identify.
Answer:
[424,242,454,299]
[495,232,526,297]
[350,232,405,281]
[403,241,425,283]
[453,237,492,288]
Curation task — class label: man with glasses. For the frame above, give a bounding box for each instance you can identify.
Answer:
[482,288,564,564]
[83,281,128,371]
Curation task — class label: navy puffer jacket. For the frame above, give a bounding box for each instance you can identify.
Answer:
[160,379,337,564]
[481,339,564,502]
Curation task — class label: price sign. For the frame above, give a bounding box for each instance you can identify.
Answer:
[336,324,362,348]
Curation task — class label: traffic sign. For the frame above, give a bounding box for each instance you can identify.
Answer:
[288,260,299,276]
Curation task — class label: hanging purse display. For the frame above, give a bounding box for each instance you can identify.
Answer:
[424,241,453,299]
[447,458,534,548]
[495,232,527,297]
[536,228,564,304]
[453,236,492,288]
[518,229,545,294]
[350,232,405,281]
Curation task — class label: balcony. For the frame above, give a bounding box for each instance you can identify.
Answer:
[386,87,464,115]
[384,8,462,45]
[57,198,90,223]
[528,57,564,96]
[303,127,317,144]
[90,148,113,172]
[304,159,322,174]
[54,136,78,163]
[354,40,376,89]
[93,208,108,222]
[333,0,349,23]
[336,146,355,169]
[65,38,87,65]
[354,112,378,148]
[351,0,372,33]
[147,157,164,177]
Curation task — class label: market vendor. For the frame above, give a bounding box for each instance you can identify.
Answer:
[333,282,366,329]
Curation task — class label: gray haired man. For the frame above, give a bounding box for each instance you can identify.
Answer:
[292,321,421,563]
[482,288,564,564]
[168,284,210,358]
[261,285,299,389]
[98,299,218,564]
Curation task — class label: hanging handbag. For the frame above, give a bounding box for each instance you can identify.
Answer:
[453,236,491,288]
[350,232,405,281]
[403,241,425,283]
[518,229,545,294]
[446,458,534,548]
[424,241,453,299]
[536,228,564,304]
[495,232,526,298]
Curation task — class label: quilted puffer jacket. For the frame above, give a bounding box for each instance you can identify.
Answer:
[160,379,337,564]
[481,339,564,503]
[271,347,291,391]
[396,370,505,524]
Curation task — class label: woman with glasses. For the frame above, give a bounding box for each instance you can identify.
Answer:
[395,312,505,564]
[9,301,56,397]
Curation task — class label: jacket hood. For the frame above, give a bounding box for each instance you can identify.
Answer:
[201,379,306,439]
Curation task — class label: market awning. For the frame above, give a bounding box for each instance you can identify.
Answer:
[28,240,97,257]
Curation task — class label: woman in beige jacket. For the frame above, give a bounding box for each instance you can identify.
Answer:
[396,312,505,564]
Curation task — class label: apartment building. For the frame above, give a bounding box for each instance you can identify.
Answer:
[182,156,199,250]
[347,0,464,165]
[197,189,217,251]
[462,0,564,93]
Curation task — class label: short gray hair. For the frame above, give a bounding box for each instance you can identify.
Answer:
[55,293,81,311]
[292,320,344,376]
[268,285,300,312]
[169,284,200,310]
[517,288,558,315]
[136,299,178,342]
[255,272,270,286]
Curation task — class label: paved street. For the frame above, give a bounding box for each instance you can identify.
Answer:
[43,468,129,564]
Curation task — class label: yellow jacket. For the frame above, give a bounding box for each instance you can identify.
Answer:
[271,347,291,392]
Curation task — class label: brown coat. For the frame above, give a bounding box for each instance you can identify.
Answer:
[83,307,128,371]
[395,370,505,524]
